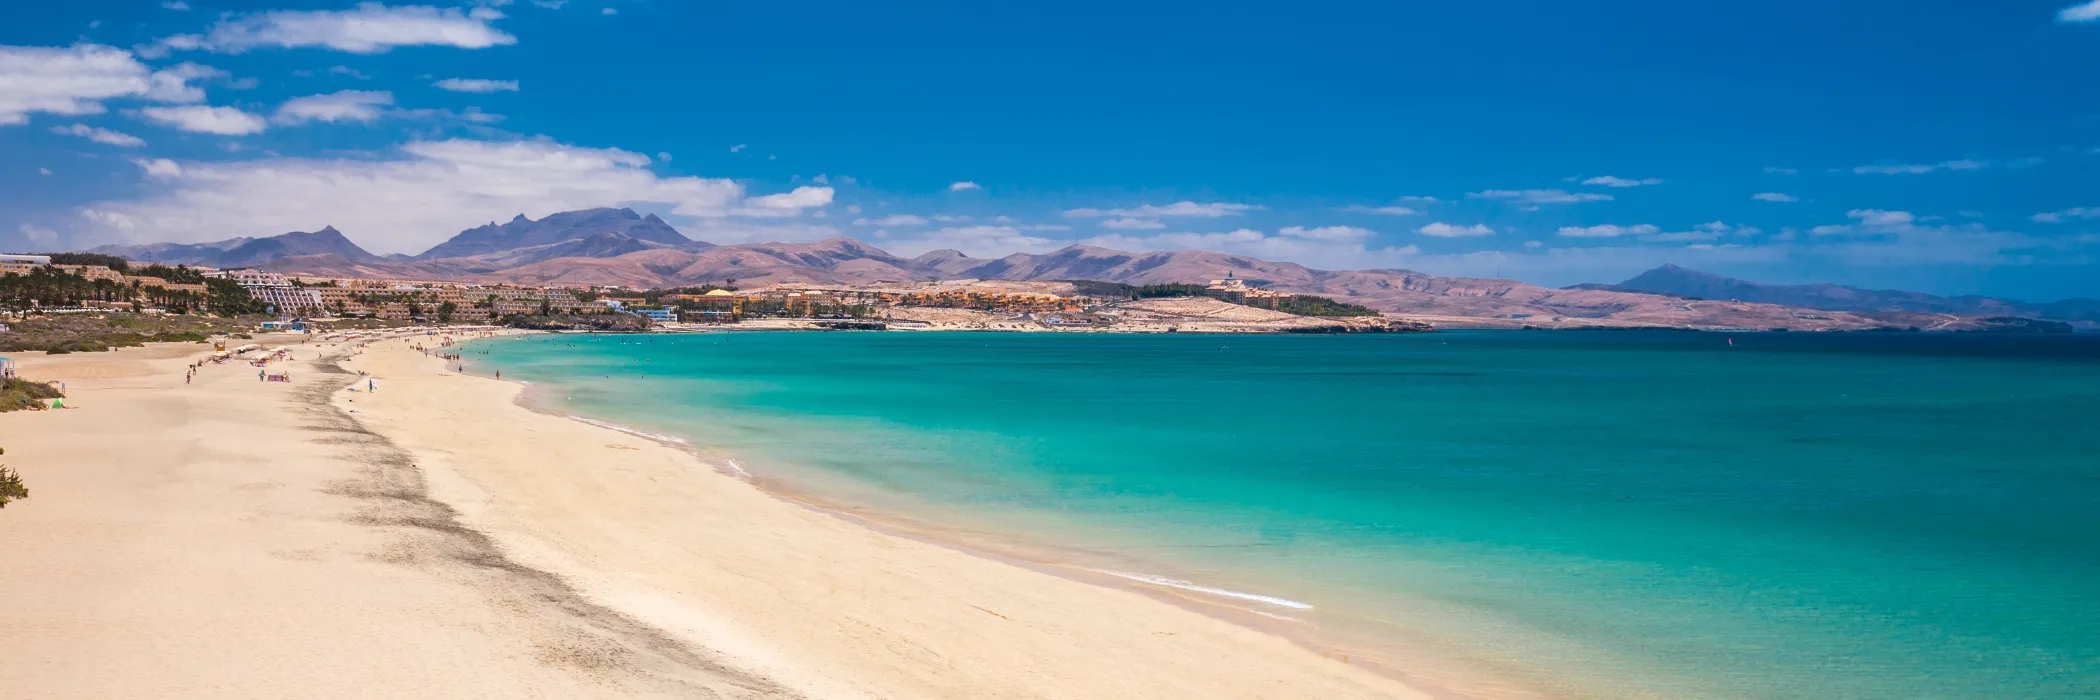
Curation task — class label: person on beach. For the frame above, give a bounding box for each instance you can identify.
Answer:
[369,379,376,392]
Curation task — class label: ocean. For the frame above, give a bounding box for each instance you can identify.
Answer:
[463,330,2100,699]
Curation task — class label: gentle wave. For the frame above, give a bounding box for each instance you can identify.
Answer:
[1095,570,1315,610]
[565,415,690,445]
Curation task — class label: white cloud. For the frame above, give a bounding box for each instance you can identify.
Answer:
[734,186,833,217]
[1417,222,1495,237]
[1764,166,1799,175]
[1101,217,1166,230]
[143,63,231,102]
[61,138,800,253]
[852,214,927,227]
[1339,204,1420,215]
[1467,189,1613,204]
[135,157,182,177]
[162,1,191,9]
[880,225,1059,257]
[948,181,981,192]
[156,3,518,54]
[933,214,972,223]
[19,223,59,245]
[1850,209,1915,226]
[1851,159,1988,175]
[327,65,371,79]
[1080,228,1420,270]
[534,0,569,7]
[1556,224,1659,238]
[0,44,223,125]
[2060,0,2100,22]
[1811,209,1919,235]
[1063,201,1261,218]
[2032,207,2099,223]
[1751,192,1798,203]
[1279,225,1374,241]
[433,77,518,93]
[273,90,392,124]
[49,123,146,147]
[602,7,618,15]
[1395,195,1439,203]
[388,105,502,124]
[730,143,747,153]
[140,104,268,134]
[39,167,52,176]
[1581,176,1662,188]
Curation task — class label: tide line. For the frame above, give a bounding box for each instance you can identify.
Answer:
[565,415,690,446]
[1094,570,1315,610]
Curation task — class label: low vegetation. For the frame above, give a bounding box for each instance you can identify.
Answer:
[0,463,23,509]
[0,313,260,354]
[2,378,64,413]
[501,313,653,331]
[1124,283,1383,317]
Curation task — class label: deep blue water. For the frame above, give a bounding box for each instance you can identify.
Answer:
[467,331,2100,699]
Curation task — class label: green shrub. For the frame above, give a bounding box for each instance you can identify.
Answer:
[1,378,65,412]
[0,463,24,509]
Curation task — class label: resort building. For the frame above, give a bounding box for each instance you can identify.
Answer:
[664,288,743,322]
[248,285,326,312]
[53,264,124,282]
[1206,271,1296,306]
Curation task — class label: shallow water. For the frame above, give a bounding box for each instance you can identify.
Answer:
[467,330,2100,699]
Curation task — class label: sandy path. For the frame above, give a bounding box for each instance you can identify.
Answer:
[4,334,1434,699]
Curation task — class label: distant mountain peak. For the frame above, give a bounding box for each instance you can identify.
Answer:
[415,206,705,260]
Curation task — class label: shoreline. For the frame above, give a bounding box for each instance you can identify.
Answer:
[335,335,1447,698]
[476,333,1549,700]
[3,332,800,698]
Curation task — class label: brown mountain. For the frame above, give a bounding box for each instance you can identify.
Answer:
[414,208,702,260]
[88,209,2052,330]
[1589,264,2100,324]
[86,226,378,268]
[258,239,1930,329]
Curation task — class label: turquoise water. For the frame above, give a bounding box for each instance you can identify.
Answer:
[467,331,2100,699]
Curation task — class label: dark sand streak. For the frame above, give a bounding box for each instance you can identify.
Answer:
[299,351,803,699]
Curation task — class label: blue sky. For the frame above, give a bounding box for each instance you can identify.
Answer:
[3,1,2098,299]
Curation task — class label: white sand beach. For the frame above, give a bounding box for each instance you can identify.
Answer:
[1,335,1436,699]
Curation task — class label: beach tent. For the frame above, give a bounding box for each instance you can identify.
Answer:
[0,357,15,379]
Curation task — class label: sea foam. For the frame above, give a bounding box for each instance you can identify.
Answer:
[565,415,689,445]
[1095,570,1315,610]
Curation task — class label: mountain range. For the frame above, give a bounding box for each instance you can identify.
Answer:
[74,208,2093,331]
[1578,264,2100,324]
